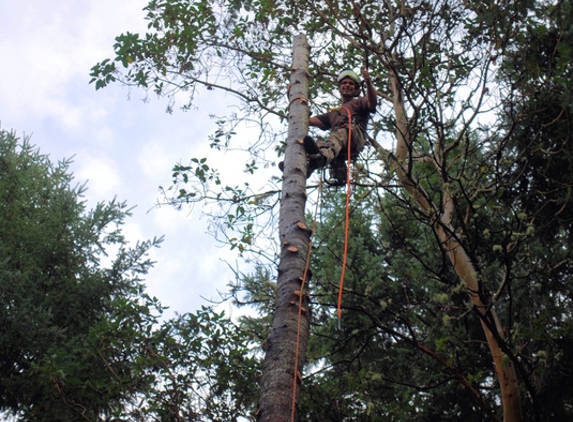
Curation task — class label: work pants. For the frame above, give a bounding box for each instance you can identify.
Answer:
[316,127,367,164]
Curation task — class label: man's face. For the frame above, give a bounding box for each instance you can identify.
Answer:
[338,77,360,98]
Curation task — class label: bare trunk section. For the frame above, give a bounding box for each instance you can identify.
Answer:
[256,34,311,422]
[388,69,523,422]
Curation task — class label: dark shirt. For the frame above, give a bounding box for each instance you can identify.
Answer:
[315,96,375,132]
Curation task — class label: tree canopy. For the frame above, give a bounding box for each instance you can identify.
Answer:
[90,0,573,420]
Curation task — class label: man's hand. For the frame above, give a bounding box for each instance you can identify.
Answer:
[362,67,371,83]
[362,66,377,109]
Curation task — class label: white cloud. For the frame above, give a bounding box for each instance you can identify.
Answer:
[0,0,244,317]
[77,156,121,198]
[138,139,175,178]
[0,0,149,127]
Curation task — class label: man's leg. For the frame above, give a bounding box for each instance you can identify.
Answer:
[317,130,344,161]
[350,128,367,159]
[323,130,347,184]
[302,130,347,179]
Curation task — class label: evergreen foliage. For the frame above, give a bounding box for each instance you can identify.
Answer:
[0,130,259,421]
[0,130,159,420]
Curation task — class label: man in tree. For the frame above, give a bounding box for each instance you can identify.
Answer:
[305,67,377,183]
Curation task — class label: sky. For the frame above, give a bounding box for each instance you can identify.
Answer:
[0,0,252,319]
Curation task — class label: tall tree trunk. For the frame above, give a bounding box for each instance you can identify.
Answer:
[257,34,311,422]
[387,69,523,422]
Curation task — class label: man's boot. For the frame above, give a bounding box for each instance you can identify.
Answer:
[303,136,327,177]
[279,136,327,178]
[303,135,320,156]
[329,158,348,186]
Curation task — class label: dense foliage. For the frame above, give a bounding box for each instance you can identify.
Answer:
[0,130,258,421]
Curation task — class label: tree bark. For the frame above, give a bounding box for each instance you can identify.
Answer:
[388,68,523,422]
[256,34,311,422]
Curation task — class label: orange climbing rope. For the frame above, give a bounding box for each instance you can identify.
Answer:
[336,106,353,329]
[290,177,323,422]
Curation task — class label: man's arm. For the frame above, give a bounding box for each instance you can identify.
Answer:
[309,115,328,130]
[362,67,378,111]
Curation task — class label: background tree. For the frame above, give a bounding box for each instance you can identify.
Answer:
[0,130,259,421]
[496,0,573,418]
[91,0,573,420]
[0,130,161,420]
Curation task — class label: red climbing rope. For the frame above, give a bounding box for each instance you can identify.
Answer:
[337,106,353,329]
